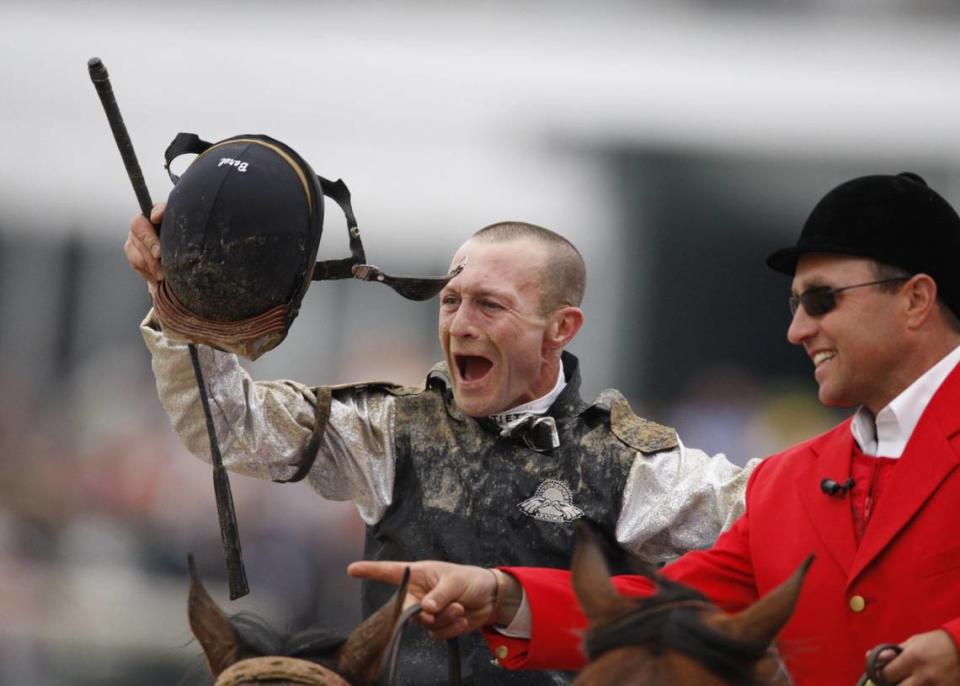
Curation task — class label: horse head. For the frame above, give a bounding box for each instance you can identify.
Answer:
[187,555,409,686]
[570,522,811,686]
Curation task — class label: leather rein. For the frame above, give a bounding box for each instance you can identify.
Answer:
[383,603,462,686]
[855,643,903,686]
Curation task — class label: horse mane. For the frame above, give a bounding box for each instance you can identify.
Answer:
[583,573,770,685]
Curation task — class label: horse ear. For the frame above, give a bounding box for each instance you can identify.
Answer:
[337,567,412,683]
[723,555,813,645]
[187,554,242,677]
[571,521,632,626]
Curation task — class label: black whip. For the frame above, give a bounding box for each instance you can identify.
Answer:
[187,345,250,599]
[87,58,154,221]
[88,57,249,599]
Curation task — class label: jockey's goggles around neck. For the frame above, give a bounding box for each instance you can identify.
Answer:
[789,277,910,317]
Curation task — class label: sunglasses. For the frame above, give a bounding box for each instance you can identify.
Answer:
[789,277,910,317]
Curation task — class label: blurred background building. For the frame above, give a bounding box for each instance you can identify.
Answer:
[2,1,959,683]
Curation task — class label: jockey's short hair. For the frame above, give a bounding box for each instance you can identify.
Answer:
[472,221,586,314]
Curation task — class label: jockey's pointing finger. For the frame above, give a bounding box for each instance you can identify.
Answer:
[346,561,409,587]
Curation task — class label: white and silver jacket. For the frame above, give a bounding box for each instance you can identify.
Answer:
[142,313,756,568]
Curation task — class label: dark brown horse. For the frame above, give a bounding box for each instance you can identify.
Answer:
[570,524,811,686]
[187,555,417,686]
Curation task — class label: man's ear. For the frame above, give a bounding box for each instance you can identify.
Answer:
[545,306,584,350]
[903,274,939,330]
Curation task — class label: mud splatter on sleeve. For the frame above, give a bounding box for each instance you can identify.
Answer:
[140,311,397,524]
[309,388,398,525]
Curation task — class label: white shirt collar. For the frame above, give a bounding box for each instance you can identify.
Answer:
[492,364,567,420]
[851,343,960,457]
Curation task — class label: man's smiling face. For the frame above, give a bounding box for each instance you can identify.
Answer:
[787,254,909,413]
[438,237,557,417]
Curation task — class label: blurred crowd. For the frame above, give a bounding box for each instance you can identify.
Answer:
[0,353,366,685]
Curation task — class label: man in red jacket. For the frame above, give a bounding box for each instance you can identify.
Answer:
[350,172,960,685]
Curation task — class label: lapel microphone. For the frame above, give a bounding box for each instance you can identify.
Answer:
[820,477,855,496]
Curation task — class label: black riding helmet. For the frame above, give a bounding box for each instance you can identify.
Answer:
[154,133,459,359]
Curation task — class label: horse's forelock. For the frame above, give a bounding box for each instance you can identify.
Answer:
[585,599,772,686]
[664,610,771,684]
[229,613,346,672]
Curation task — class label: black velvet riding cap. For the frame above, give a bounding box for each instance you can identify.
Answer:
[766,172,960,318]
[152,132,459,360]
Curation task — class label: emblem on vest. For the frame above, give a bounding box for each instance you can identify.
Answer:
[518,479,584,523]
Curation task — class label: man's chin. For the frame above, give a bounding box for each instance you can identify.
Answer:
[452,388,499,417]
[817,385,857,410]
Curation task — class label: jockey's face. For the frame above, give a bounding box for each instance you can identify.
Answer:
[438,238,558,417]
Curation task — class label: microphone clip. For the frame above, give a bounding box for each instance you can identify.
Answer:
[820,477,855,496]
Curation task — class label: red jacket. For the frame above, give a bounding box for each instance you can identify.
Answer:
[485,363,960,685]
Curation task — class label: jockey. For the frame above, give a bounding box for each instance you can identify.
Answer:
[126,199,753,684]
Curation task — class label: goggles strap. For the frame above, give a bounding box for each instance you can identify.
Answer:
[163,132,214,184]
[312,175,367,280]
[312,175,461,301]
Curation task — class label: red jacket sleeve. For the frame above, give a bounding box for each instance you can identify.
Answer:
[482,461,767,671]
[659,511,757,614]
[482,568,656,670]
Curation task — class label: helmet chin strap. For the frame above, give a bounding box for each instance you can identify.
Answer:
[311,175,462,300]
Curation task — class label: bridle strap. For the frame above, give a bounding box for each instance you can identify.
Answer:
[382,603,462,686]
[214,656,350,686]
